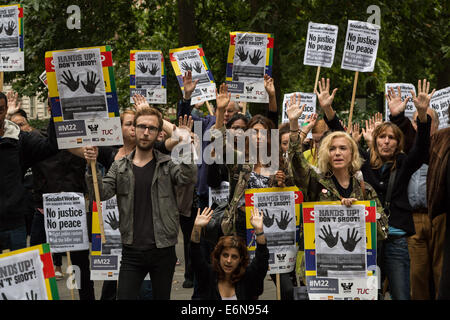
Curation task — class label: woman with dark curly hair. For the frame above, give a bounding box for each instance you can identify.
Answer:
[190,207,269,300]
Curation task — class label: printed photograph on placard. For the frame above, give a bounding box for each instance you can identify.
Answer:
[53,48,108,120]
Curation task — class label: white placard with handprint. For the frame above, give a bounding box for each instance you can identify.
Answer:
[54,48,108,120]
[0,249,48,300]
[133,51,166,104]
[384,83,416,121]
[314,204,367,278]
[251,190,297,274]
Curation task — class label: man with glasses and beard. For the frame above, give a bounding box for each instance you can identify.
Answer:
[83,107,197,300]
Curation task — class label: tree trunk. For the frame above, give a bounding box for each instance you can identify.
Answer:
[178,0,197,47]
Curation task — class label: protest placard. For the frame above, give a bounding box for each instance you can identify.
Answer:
[384,83,416,121]
[226,31,274,103]
[45,45,123,149]
[302,201,378,300]
[245,187,303,274]
[170,45,216,105]
[281,92,317,124]
[130,50,166,104]
[341,20,380,73]
[430,86,450,130]
[43,192,89,254]
[0,4,23,72]
[39,70,48,88]
[303,22,338,68]
[0,244,59,300]
[208,181,230,207]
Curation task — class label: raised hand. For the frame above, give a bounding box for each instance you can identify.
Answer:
[137,62,148,74]
[182,70,199,100]
[411,79,435,121]
[132,93,150,111]
[351,122,362,144]
[149,64,159,75]
[26,290,38,300]
[81,71,100,94]
[263,74,275,98]
[194,207,214,228]
[318,224,339,248]
[250,207,264,233]
[386,86,410,117]
[105,212,119,230]
[275,210,293,230]
[193,61,203,74]
[340,227,362,252]
[261,209,275,228]
[236,47,249,62]
[249,49,263,65]
[181,61,193,72]
[6,91,21,117]
[60,70,80,92]
[286,93,306,123]
[216,83,231,111]
[174,114,194,144]
[316,78,338,111]
[303,113,318,134]
[5,21,16,36]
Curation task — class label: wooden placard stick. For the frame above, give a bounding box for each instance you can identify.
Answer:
[347,71,359,133]
[66,251,76,300]
[90,161,106,244]
[313,66,321,93]
[0,72,4,92]
[276,273,281,300]
[241,102,247,115]
[205,101,214,116]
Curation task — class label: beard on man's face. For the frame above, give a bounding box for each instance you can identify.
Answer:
[136,137,156,151]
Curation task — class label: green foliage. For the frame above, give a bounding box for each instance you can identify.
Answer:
[3,0,448,123]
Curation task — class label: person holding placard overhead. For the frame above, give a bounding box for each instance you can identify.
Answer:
[316,77,434,300]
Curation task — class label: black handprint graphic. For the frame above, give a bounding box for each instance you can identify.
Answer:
[181,62,192,72]
[1,292,7,300]
[26,290,38,300]
[318,225,339,248]
[149,63,159,75]
[105,212,119,230]
[81,71,100,94]
[276,210,293,230]
[193,61,203,74]
[0,23,3,34]
[5,21,16,36]
[249,50,263,65]
[340,227,362,252]
[60,70,80,92]
[262,209,275,228]
[236,47,249,62]
[137,62,148,74]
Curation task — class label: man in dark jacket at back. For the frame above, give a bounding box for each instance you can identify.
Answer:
[0,92,58,251]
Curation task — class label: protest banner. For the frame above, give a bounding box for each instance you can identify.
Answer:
[0,4,24,72]
[384,83,416,121]
[430,86,450,130]
[341,20,380,130]
[43,192,89,254]
[130,50,166,104]
[39,70,48,88]
[0,244,59,300]
[170,44,216,109]
[245,187,303,277]
[45,45,123,149]
[226,31,274,103]
[90,199,150,282]
[281,92,316,124]
[302,201,378,300]
[208,181,230,207]
[303,22,338,91]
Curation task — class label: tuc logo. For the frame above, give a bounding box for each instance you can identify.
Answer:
[357,288,370,295]
[102,129,113,135]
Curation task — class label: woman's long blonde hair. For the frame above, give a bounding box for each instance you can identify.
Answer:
[317,131,362,175]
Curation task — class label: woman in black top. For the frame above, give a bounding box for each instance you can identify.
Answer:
[190,207,269,300]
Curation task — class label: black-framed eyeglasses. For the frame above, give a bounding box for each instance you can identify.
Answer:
[135,124,159,133]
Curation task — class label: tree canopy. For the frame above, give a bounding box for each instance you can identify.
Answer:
[3,0,449,123]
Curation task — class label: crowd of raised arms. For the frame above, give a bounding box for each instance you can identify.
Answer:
[0,68,449,301]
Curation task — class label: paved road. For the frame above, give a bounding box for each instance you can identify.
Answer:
[55,231,279,300]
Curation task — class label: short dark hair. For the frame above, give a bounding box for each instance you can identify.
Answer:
[12,109,28,120]
[226,113,248,129]
[0,92,7,108]
[133,107,163,131]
